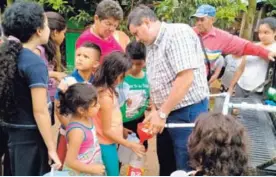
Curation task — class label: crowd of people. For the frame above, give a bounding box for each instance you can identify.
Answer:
[0,0,275,176]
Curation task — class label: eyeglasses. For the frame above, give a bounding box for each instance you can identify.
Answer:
[100,20,119,30]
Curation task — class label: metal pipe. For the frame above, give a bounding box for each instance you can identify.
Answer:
[222,93,231,115]
[165,123,195,128]
[228,102,276,112]
[257,157,276,169]
[209,92,228,98]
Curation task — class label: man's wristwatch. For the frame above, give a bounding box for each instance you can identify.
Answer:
[158,111,168,119]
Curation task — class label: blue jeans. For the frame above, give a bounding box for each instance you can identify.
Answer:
[157,98,208,175]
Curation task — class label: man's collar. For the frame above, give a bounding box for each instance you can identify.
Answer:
[153,22,167,46]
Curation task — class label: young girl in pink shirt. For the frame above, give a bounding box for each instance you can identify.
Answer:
[58,83,105,175]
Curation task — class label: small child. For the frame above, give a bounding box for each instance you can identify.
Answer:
[93,51,145,176]
[55,42,101,167]
[188,112,249,176]
[59,83,105,175]
[121,41,150,148]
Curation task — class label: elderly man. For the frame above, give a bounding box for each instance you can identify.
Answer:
[192,4,276,81]
[128,5,209,175]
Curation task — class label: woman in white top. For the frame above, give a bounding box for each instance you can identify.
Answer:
[229,17,276,97]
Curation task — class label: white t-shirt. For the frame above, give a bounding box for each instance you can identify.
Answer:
[238,42,276,92]
[221,55,242,88]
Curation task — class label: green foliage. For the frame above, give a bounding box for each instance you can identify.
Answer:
[155,0,178,22]
[215,1,247,29]
[69,9,91,26]
[266,0,276,17]
[38,0,90,26]
[16,0,91,27]
[267,0,276,7]
[154,0,247,29]
[37,0,68,11]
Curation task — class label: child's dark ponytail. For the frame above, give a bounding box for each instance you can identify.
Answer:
[58,83,98,116]
[58,91,74,116]
[0,33,22,120]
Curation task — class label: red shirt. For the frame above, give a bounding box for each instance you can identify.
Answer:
[76,29,123,63]
[194,27,269,59]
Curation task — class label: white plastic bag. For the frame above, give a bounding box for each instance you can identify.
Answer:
[118,133,139,164]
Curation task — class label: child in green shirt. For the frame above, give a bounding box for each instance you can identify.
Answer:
[121,41,150,148]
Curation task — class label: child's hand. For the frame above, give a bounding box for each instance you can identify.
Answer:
[129,142,145,158]
[48,150,62,170]
[58,77,77,93]
[123,128,133,139]
[55,72,67,82]
[89,164,105,175]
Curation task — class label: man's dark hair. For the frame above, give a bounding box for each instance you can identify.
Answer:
[127,4,158,29]
[126,41,146,60]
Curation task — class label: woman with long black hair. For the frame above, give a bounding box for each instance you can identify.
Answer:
[0,2,61,175]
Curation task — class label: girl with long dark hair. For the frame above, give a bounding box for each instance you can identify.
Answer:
[0,2,61,175]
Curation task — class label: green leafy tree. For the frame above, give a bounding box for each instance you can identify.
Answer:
[266,0,276,17]
[155,0,247,30]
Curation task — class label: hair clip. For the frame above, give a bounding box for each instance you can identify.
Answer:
[8,35,20,43]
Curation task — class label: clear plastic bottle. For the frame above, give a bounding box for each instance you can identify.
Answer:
[126,153,145,176]
[118,133,139,164]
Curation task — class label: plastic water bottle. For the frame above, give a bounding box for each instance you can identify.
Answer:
[118,133,139,164]
[126,153,145,176]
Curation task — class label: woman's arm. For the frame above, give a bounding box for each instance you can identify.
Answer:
[208,67,222,85]
[49,71,67,82]
[65,129,105,175]
[31,87,61,167]
[228,56,246,94]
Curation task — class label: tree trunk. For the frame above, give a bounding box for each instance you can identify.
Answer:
[239,0,256,40]
[7,0,13,7]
